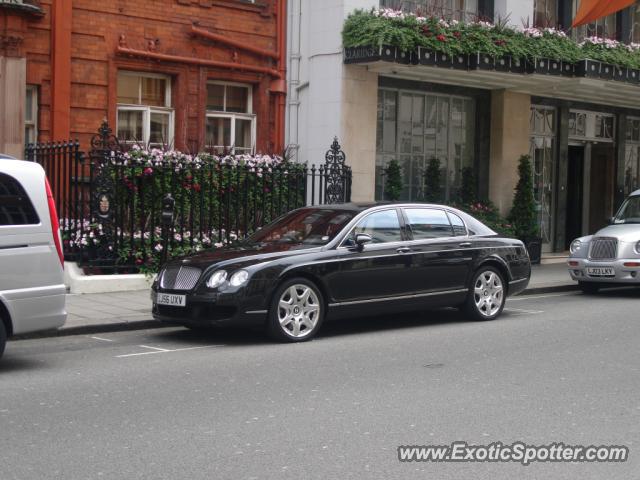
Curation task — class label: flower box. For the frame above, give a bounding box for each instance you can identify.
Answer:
[380,45,398,62]
[560,61,574,77]
[418,47,437,66]
[435,51,453,67]
[614,66,628,82]
[547,59,563,75]
[574,59,601,78]
[469,52,495,70]
[395,49,413,65]
[494,55,511,72]
[598,63,614,80]
[451,53,469,70]
[509,57,528,74]
[627,68,640,84]
[529,57,552,74]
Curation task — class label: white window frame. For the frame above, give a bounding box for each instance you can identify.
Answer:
[205,81,256,154]
[116,71,174,148]
[25,85,38,145]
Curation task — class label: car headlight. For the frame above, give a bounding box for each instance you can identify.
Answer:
[229,270,249,287]
[570,239,582,254]
[206,270,227,289]
[635,241,640,254]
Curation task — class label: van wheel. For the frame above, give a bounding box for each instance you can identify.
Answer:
[268,278,324,342]
[0,321,6,359]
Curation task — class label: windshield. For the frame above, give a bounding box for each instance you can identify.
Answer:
[247,208,357,247]
[614,196,640,224]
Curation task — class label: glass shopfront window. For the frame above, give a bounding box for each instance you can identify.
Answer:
[376,88,475,202]
[624,117,640,196]
[530,105,556,250]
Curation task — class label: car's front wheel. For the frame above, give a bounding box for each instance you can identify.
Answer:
[579,281,600,294]
[268,278,324,342]
[465,267,506,321]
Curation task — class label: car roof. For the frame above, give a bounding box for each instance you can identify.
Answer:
[0,153,18,160]
[306,202,459,212]
[630,189,640,197]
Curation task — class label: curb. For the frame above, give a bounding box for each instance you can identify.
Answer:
[516,284,580,296]
[13,319,171,340]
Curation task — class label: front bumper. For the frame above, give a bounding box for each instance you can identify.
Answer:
[151,289,267,328]
[567,258,640,284]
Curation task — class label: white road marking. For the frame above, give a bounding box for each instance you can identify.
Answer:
[116,345,223,358]
[509,292,576,301]
[90,336,114,342]
[504,308,545,314]
[139,345,170,352]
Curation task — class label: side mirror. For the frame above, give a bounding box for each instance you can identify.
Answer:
[355,233,372,249]
[608,216,615,225]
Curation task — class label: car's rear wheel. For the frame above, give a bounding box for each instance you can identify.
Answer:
[0,320,6,359]
[268,278,324,342]
[579,282,600,294]
[465,267,506,321]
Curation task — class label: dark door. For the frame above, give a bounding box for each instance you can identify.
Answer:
[327,208,414,303]
[589,144,615,233]
[565,145,584,248]
[401,207,475,293]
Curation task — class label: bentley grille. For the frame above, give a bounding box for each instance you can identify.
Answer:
[589,237,618,260]
[160,266,201,290]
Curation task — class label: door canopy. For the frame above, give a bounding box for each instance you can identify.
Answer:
[572,0,636,28]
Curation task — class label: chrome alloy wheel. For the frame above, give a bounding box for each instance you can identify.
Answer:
[473,270,504,318]
[277,284,321,338]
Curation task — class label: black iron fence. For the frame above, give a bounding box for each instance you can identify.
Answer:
[26,122,352,273]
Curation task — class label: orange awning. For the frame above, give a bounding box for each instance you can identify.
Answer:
[572,0,636,28]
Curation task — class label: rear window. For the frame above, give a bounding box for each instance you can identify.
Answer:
[0,172,40,226]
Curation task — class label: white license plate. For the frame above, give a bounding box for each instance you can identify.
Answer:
[587,267,615,277]
[156,293,186,307]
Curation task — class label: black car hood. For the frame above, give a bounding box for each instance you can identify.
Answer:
[170,242,322,270]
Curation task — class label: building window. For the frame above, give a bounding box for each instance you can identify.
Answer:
[530,106,556,250]
[205,82,255,154]
[379,0,478,22]
[533,0,557,27]
[376,88,475,202]
[25,85,38,145]
[569,110,615,142]
[624,117,640,195]
[116,72,174,147]
[572,0,616,41]
[630,3,640,43]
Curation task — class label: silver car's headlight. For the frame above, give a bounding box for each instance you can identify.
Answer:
[229,270,249,287]
[570,239,582,254]
[206,270,227,289]
[635,241,640,254]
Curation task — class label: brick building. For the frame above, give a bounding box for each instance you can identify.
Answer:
[0,0,286,158]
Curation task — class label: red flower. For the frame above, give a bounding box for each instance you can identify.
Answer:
[135,258,143,266]
[436,34,447,42]
[193,184,201,192]
[453,31,461,39]
[494,39,506,46]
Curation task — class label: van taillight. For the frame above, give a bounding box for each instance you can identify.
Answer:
[44,178,64,269]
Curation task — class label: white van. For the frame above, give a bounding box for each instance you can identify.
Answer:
[0,159,66,357]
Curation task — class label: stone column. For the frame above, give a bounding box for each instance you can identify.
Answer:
[0,55,26,158]
[488,90,531,216]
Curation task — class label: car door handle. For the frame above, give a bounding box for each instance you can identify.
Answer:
[459,242,472,248]
[396,247,412,254]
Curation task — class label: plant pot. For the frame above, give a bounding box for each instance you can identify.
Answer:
[396,49,413,65]
[469,52,494,70]
[575,59,601,78]
[525,237,542,265]
[380,45,398,62]
[560,61,574,77]
[613,66,627,81]
[494,55,511,72]
[435,51,453,67]
[418,47,437,66]
[509,56,528,74]
[343,46,381,64]
[530,57,551,74]
[599,63,614,80]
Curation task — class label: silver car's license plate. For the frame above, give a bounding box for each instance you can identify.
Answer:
[156,293,186,307]
[587,267,614,277]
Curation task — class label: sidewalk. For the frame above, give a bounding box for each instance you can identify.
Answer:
[17,262,575,339]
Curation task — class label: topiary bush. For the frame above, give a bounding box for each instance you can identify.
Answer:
[384,158,403,201]
[424,157,443,203]
[508,154,539,241]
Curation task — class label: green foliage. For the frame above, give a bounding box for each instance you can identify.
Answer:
[342,9,640,69]
[384,159,403,201]
[508,154,539,240]
[424,157,443,203]
[458,166,477,204]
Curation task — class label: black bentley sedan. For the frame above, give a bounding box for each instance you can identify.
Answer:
[152,203,531,342]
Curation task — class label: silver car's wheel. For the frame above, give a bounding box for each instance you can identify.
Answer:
[268,279,324,342]
[466,267,505,321]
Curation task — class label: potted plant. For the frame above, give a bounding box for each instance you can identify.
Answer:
[508,154,542,264]
[384,159,403,201]
[424,157,443,203]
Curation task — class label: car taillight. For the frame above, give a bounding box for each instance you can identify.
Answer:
[44,178,64,269]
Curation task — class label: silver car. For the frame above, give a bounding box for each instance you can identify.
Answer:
[568,189,640,293]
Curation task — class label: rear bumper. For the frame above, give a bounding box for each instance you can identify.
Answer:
[1,284,67,335]
[568,258,640,284]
